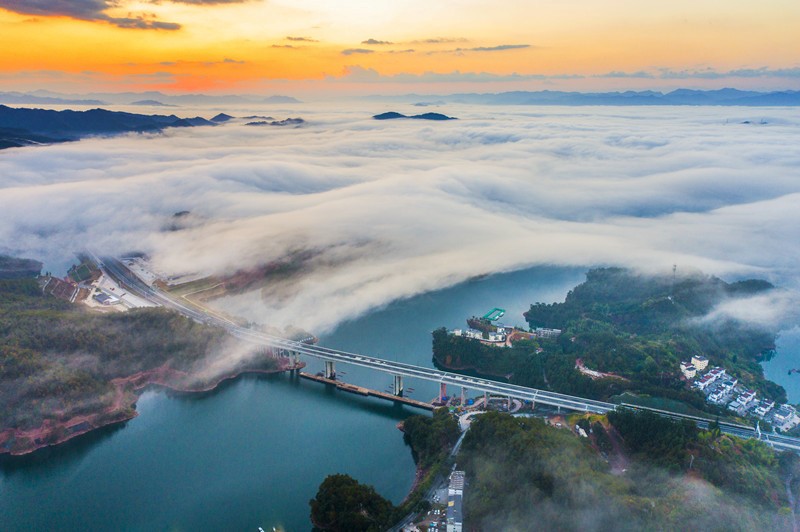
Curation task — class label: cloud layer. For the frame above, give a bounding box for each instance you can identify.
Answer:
[1,104,799,333]
[0,0,250,29]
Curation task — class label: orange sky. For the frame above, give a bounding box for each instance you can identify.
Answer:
[1,0,799,94]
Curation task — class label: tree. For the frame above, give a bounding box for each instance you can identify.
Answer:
[309,474,395,532]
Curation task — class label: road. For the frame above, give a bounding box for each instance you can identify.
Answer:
[94,253,800,453]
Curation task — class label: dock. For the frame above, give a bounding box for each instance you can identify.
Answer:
[299,372,436,411]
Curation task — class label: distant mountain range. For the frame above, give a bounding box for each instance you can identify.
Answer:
[373,112,457,120]
[0,90,302,107]
[0,105,215,149]
[370,88,800,106]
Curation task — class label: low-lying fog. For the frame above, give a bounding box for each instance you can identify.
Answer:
[2,103,799,333]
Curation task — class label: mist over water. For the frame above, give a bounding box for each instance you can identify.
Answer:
[2,103,800,334]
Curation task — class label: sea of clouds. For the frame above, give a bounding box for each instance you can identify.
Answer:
[1,103,799,333]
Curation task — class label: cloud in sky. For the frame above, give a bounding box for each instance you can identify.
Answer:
[341,48,374,56]
[361,39,393,45]
[286,36,318,42]
[0,0,251,29]
[0,0,181,29]
[1,105,800,334]
[464,44,531,52]
[411,37,469,44]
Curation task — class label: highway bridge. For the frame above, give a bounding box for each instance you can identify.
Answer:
[94,253,800,453]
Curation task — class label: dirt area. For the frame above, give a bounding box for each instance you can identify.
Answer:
[575,358,629,381]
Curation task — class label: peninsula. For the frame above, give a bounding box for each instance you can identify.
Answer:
[433,267,789,425]
[0,262,302,456]
[0,104,216,150]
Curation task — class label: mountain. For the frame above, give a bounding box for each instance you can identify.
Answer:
[443,89,800,106]
[262,95,302,104]
[373,111,457,120]
[0,91,105,106]
[130,100,175,107]
[245,117,304,126]
[0,105,215,150]
[211,113,234,122]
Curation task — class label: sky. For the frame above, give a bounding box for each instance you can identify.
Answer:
[2,104,799,333]
[1,0,799,94]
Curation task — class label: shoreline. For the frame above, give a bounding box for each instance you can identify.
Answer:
[0,360,303,457]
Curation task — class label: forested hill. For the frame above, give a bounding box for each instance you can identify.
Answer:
[525,267,775,337]
[460,411,797,530]
[523,268,782,399]
[0,104,215,149]
[0,276,279,454]
[432,267,786,411]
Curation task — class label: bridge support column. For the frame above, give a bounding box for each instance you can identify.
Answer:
[483,391,488,410]
[461,387,466,406]
[439,382,447,403]
[393,375,404,397]
[324,360,336,380]
[507,396,511,410]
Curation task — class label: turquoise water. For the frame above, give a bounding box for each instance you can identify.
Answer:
[0,266,584,531]
[762,327,800,403]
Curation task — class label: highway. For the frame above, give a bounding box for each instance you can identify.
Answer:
[95,253,800,453]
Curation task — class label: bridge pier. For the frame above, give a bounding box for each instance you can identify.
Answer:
[324,360,336,380]
[393,375,404,397]
[483,391,488,410]
[439,382,447,402]
[507,396,511,410]
[461,387,466,406]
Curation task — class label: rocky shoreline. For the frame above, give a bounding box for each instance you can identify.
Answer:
[0,359,303,456]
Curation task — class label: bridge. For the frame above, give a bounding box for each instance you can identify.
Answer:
[93,253,800,453]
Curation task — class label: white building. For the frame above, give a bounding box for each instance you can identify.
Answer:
[447,471,465,532]
[680,361,696,379]
[773,405,800,431]
[754,400,775,418]
[533,327,562,339]
[691,355,709,371]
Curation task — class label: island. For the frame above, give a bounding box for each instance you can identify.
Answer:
[372,112,457,121]
[0,257,302,455]
[245,117,304,126]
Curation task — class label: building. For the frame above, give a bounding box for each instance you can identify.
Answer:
[93,292,120,306]
[695,368,726,391]
[691,355,709,371]
[533,327,562,339]
[679,361,696,379]
[447,471,465,532]
[772,405,800,431]
[754,400,775,418]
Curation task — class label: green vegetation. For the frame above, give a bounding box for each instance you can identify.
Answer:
[609,409,786,504]
[309,474,395,532]
[401,408,460,468]
[433,268,786,414]
[460,411,794,531]
[0,277,276,441]
[310,408,459,530]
